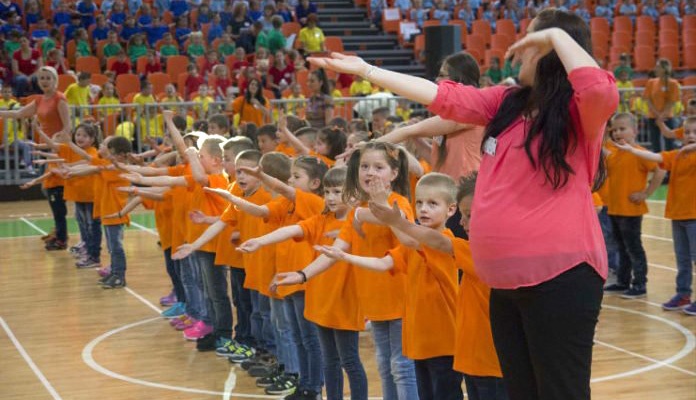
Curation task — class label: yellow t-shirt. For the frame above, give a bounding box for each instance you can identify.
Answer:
[115,121,135,141]
[0,98,23,142]
[349,80,372,96]
[283,94,305,116]
[98,96,121,117]
[192,95,214,117]
[299,27,325,53]
[616,80,634,113]
[64,83,90,106]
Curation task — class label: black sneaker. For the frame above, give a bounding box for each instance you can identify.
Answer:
[101,275,126,289]
[294,389,321,400]
[196,334,217,352]
[45,239,68,251]
[243,353,276,371]
[98,274,112,285]
[264,373,297,396]
[255,366,280,388]
[604,283,628,293]
[248,360,278,377]
[621,287,647,299]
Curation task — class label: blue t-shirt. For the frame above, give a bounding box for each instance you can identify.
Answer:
[0,1,21,20]
[175,27,191,44]
[170,0,189,17]
[109,11,127,26]
[120,25,141,41]
[65,24,81,40]
[54,12,72,26]
[145,25,169,45]
[77,1,97,27]
[198,13,211,24]
[138,14,152,26]
[247,9,263,21]
[277,10,292,22]
[93,26,110,40]
[207,23,224,41]
[32,29,50,39]
[26,12,41,25]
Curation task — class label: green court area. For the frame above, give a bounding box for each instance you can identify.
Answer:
[0,212,156,239]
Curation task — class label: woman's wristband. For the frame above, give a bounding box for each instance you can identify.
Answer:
[297,270,308,283]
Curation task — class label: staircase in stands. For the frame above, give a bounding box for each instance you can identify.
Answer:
[315,0,428,77]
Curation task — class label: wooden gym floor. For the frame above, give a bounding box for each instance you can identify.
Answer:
[0,198,695,400]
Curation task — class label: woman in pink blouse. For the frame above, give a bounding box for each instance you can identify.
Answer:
[310,9,618,400]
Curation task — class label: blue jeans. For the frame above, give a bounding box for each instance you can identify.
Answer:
[271,297,299,374]
[414,356,463,400]
[463,374,508,400]
[197,251,232,338]
[47,186,67,242]
[179,254,208,323]
[371,319,418,400]
[12,75,37,97]
[164,248,185,302]
[673,219,696,296]
[104,224,126,278]
[647,117,677,152]
[250,290,276,354]
[230,267,254,346]
[598,207,619,272]
[284,291,323,392]
[75,202,101,259]
[610,215,648,289]
[316,325,368,400]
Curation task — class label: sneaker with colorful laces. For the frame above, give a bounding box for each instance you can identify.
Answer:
[228,343,256,363]
[170,314,190,327]
[175,316,196,331]
[183,321,213,341]
[159,291,177,307]
[264,373,297,396]
[662,294,691,311]
[215,339,241,357]
[76,257,101,269]
[684,302,696,316]
[255,365,281,388]
[161,302,185,318]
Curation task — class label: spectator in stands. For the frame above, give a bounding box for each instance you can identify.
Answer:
[410,0,429,28]
[197,2,212,25]
[145,15,170,46]
[614,53,633,80]
[174,16,192,44]
[109,1,128,27]
[457,0,475,31]
[200,50,219,76]
[104,31,124,58]
[210,0,225,13]
[187,31,207,58]
[144,50,162,74]
[110,50,132,76]
[159,32,180,58]
[662,0,682,23]
[232,47,250,77]
[65,14,84,41]
[615,68,634,113]
[370,0,386,28]
[65,72,92,108]
[686,0,696,15]
[254,21,272,52]
[192,84,214,119]
[101,0,116,14]
[290,49,308,72]
[269,50,294,98]
[213,64,232,100]
[642,0,660,22]
[276,0,294,22]
[248,0,264,21]
[526,0,544,19]
[306,69,333,128]
[93,15,111,41]
[259,3,277,31]
[500,0,523,29]
[30,19,50,43]
[618,0,637,24]
[298,13,326,53]
[133,80,158,139]
[231,77,270,126]
[24,0,41,25]
[77,0,98,27]
[54,2,72,26]
[208,14,225,42]
[283,82,306,116]
[185,63,205,99]
[11,37,42,97]
[485,57,503,84]
[644,58,681,152]
[230,2,253,41]
[121,16,143,42]
[4,30,20,57]
[0,85,33,172]
[127,33,148,63]
[481,2,497,31]
[45,49,68,75]
[350,75,373,97]
[75,29,92,58]
[217,33,237,58]
[236,21,262,54]
[296,0,318,26]
[594,0,613,24]
[138,3,154,27]
[552,0,569,12]
[0,0,21,23]
[574,0,591,24]
[434,0,452,24]
[128,0,143,16]
[268,16,288,54]
[0,51,10,86]
[97,82,121,118]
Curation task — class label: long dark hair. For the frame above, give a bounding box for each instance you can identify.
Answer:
[481,9,606,191]
[244,78,267,105]
[310,68,331,96]
[436,51,480,170]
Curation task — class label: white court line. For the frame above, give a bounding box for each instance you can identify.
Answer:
[20,217,48,235]
[647,199,666,204]
[595,340,696,377]
[0,317,62,400]
[642,233,673,243]
[650,262,696,277]
[130,221,159,236]
[124,288,162,314]
[592,304,696,382]
[222,367,238,400]
[644,214,669,221]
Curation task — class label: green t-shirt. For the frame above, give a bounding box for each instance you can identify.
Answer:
[217,42,236,57]
[502,59,520,80]
[256,31,269,51]
[614,65,634,80]
[128,44,148,62]
[41,38,56,57]
[187,43,205,58]
[76,39,91,57]
[267,29,287,54]
[104,43,123,58]
[486,68,502,84]
[160,44,179,56]
[4,40,20,58]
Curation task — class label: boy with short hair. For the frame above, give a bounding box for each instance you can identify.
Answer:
[208,113,231,136]
[605,113,666,298]
[64,72,92,107]
[256,124,280,154]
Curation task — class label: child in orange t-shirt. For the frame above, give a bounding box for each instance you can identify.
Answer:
[313,172,464,399]
[212,155,327,397]
[238,167,367,399]
[605,113,666,298]
[272,141,418,399]
[613,116,696,314]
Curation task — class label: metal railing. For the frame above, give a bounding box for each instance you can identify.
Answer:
[1,86,693,185]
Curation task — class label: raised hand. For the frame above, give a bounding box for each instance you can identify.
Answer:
[172,244,195,260]
[611,139,634,153]
[204,187,235,202]
[505,28,558,69]
[237,238,263,253]
[367,178,389,206]
[236,165,262,177]
[307,53,371,76]
[368,200,403,226]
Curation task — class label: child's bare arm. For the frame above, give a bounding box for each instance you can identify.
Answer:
[172,220,227,260]
[314,245,394,271]
[204,187,270,218]
[102,196,143,219]
[162,110,188,159]
[237,165,296,201]
[121,172,187,187]
[237,225,304,253]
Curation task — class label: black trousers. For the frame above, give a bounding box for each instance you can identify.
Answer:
[490,264,603,400]
[47,186,67,242]
[414,355,463,400]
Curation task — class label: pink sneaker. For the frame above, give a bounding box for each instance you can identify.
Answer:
[175,316,196,330]
[170,314,189,327]
[97,265,111,278]
[183,321,212,341]
[159,291,177,307]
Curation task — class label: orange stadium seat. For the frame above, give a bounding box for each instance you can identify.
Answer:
[115,73,141,101]
[75,56,101,74]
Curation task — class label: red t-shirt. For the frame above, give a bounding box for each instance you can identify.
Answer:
[46,60,66,75]
[185,74,205,99]
[13,49,41,76]
[110,60,131,76]
[144,61,162,74]
[268,64,294,87]
[202,60,219,76]
[215,78,232,98]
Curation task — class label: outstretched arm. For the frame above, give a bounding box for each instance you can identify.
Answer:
[612,140,663,163]
[369,201,453,254]
[102,196,143,219]
[238,166,296,201]
[377,116,467,144]
[237,225,304,253]
[172,220,228,260]
[314,245,394,272]
[270,238,350,290]
[121,172,188,187]
[204,187,270,218]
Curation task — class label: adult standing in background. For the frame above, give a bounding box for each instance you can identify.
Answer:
[643,58,681,152]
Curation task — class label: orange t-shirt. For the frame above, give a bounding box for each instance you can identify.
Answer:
[606,144,658,216]
[643,78,680,118]
[673,127,684,140]
[215,181,244,267]
[388,230,458,360]
[445,237,502,377]
[35,92,68,138]
[91,156,107,218]
[299,213,364,331]
[232,96,266,126]
[168,164,191,251]
[42,160,65,189]
[220,187,275,295]
[141,194,173,250]
[275,142,298,157]
[660,150,696,220]
[409,159,432,214]
[59,144,98,203]
[184,173,229,253]
[591,191,603,208]
[96,159,130,226]
[308,150,335,167]
[265,190,325,298]
[338,192,412,321]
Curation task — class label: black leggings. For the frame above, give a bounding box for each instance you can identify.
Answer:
[47,186,67,242]
[490,264,604,400]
